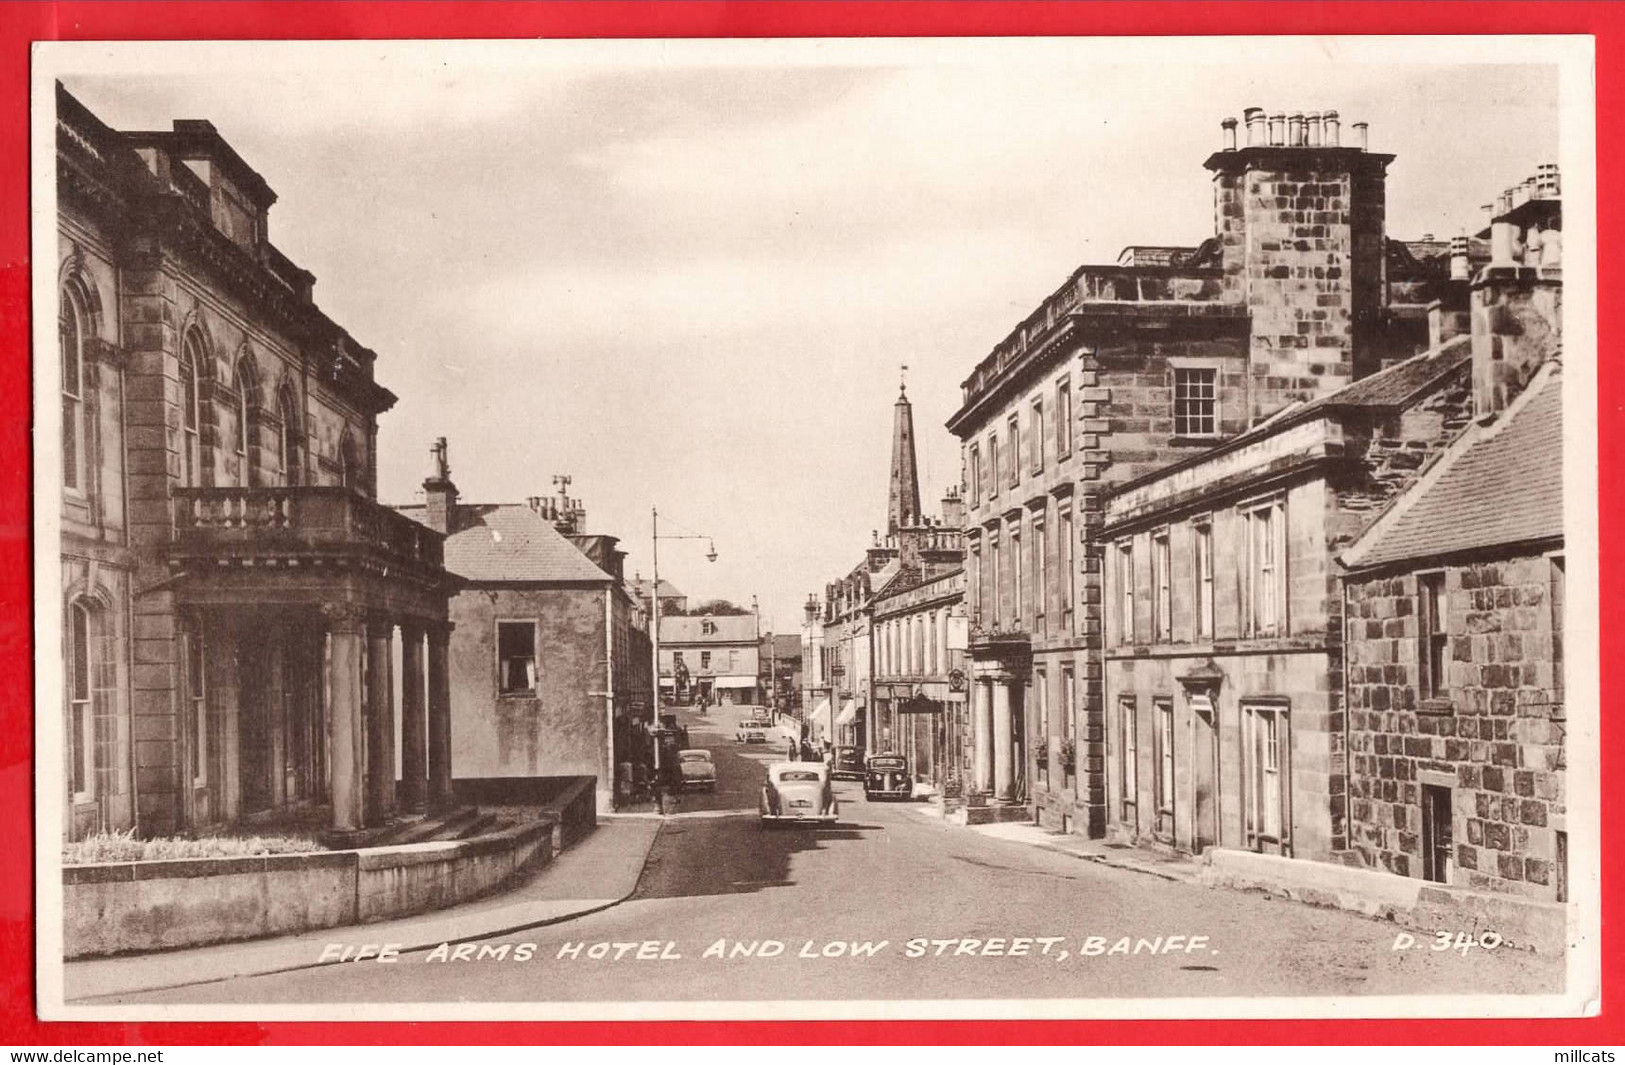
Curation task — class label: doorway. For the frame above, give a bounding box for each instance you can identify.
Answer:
[1421,783,1453,883]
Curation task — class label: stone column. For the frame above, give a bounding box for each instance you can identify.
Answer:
[993,679,1016,803]
[366,614,396,825]
[427,621,455,811]
[323,603,367,834]
[973,678,994,793]
[398,621,428,813]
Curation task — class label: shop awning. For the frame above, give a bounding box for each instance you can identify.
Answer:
[836,699,858,726]
[658,677,676,687]
[715,676,758,689]
[809,699,832,730]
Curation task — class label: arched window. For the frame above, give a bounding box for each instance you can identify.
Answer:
[278,384,301,486]
[65,601,96,799]
[60,287,86,492]
[234,368,250,457]
[179,335,205,487]
[232,359,256,487]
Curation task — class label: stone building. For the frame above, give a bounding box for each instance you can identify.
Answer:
[1338,175,1565,900]
[946,108,1476,837]
[659,614,760,706]
[1100,339,1475,859]
[56,85,456,844]
[396,452,652,814]
[872,560,968,793]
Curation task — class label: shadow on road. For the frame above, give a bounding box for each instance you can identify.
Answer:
[633,812,880,902]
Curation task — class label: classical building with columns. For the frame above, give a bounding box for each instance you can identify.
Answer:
[55,84,456,843]
[396,456,653,814]
[946,107,1480,837]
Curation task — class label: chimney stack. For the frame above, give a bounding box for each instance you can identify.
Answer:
[939,485,965,529]
[422,437,458,534]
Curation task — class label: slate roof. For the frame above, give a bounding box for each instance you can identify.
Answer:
[660,614,759,644]
[1342,362,1563,571]
[629,576,685,600]
[395,503,611,583]
[1309,335,1473,412]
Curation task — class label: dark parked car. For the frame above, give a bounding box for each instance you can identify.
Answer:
[864,753,912,801]
[829,746,865,781]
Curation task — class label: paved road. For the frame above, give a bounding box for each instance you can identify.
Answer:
[106,707,1564,1005]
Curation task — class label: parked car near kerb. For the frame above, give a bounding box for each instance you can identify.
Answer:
[678,749,716,791]
[863,753,912,801]
[760,761,839,826]
[829,745,865,781]
[735,723,769,744]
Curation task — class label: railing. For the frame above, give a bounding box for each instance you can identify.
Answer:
[172,486,444,571]
[962,263,1229,406]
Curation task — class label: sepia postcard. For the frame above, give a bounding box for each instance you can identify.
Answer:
[31,33,1600,1022]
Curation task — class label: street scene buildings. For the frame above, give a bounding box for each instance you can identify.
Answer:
[42,45,1585,1014]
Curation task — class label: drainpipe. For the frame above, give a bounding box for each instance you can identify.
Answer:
[1341,577,1353,856]
[604,588,616,812]
[116,265,140,837]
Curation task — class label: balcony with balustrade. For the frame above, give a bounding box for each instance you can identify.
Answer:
[166,486,451,621]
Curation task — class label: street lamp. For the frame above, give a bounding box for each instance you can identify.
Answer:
[649,507,717,810]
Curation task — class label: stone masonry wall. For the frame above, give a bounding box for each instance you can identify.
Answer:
[1345,555,1565,900]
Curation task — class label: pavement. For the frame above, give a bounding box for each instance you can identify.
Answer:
[898,800,1202,884]
[93,704,1565,1006]
[64,813,661,1002]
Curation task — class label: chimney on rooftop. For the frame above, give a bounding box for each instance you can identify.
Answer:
[1243,107,1266,147]
[1323,110,1340,146]
[1288,112,1305,146]
[1268,112,1286,146]
[1352,121,1369,150]
[1306,111,1323,147]
[422,437,458,534]
[1221,116,1238,152]
[939,485,965,530]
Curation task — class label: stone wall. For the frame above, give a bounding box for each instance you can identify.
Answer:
[62,814,568,959]
[449,586,609,805]
[1344,553,1565,900]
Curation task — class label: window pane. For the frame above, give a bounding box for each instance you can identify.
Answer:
[70,605,89,700]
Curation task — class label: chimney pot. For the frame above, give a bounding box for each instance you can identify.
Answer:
[1243,107,1266,147]
[1449,234,1471,281]
[1288,112,1305,146]
[1352,121,1369,151]
[1268,112,1286,146]
[1306,111,1323,147]
[1323,109,1340,146]
[1221,116,1238,152]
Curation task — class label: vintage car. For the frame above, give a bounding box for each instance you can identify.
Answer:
[760,761,839,826]
[677,748,716,791]
[829,745,865,781]
[863,753,913,801]
[735,723,769,744]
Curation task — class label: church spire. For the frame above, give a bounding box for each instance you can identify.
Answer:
[887,365,921,535]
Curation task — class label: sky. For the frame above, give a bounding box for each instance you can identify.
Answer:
[56,39,1562,631]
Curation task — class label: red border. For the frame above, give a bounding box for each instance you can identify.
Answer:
[1,1,1616,1046]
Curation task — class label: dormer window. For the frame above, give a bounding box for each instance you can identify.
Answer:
[701,618,717,636]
